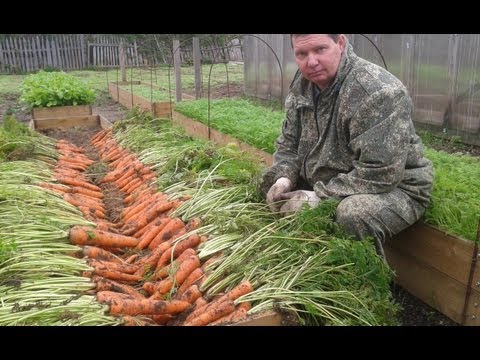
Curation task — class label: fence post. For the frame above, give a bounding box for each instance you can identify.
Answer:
[119,41,127,82]
[193,37,202,99]
[173,39,182,102]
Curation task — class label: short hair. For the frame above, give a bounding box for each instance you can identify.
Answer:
[290,34,340,47]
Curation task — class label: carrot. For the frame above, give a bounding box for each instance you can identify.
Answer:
[120,178,144,195]
[71,186,103,199]
[125,254,139,264]
[136,218,171,250]
[121,315,155,326]
[37,182,69,193]
[94,269,142,283]
[183,299,236,326]
[55,175,101,192]
[176,268,204,297]
[201,253,222,272]
[151,314,174,325]
[78,206,106,220]
[149,255,201,298]
[97,290,135,303]
[88,258,139,274]
[121,201,179,236]
[94,277,145,299]
[155,233,201,269]
[147,217,185,251]
[184,280,254,323]
[105,297,191,316]
[210,280,254,304]
[81,246,124,264]
[152,248,197,280]
[178,284,202,304]
[186,217,202,231]
[133,241,172,277]
[69,226,139,248]
[209,306,249,326]
[63,193,105,212]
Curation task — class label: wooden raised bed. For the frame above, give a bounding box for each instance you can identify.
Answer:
[108,81,173,119]
[168,111,480,326]
[29,105,112,131]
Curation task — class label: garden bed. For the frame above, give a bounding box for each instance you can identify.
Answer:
[167,111,479,326]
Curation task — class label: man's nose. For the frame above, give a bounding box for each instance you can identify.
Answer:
[306,54,318,67]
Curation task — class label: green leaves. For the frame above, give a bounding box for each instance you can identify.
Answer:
[20,71,95,108]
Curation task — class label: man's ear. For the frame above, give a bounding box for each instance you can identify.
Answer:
[338,34,347,52]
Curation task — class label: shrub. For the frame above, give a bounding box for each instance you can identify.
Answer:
[20,70,95,107]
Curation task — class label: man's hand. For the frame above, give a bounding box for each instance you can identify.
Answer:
[266,177,292,212]
[278,190,320,215]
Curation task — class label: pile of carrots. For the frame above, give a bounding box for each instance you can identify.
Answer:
[38,128,254,326]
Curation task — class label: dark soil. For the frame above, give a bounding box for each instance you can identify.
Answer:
[0,87,474,327]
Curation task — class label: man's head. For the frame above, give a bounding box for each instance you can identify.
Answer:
[290,34,347,90]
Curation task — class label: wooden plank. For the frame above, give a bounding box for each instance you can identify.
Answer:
[388,222,476,287]
[32,115,99,129]
[98,114,113,129]
[0,39,5,72]
[172,111,273,166]
[32,105,92,119]
[385,243,480,325]
[233,311,283,326]
[153,101,172,118]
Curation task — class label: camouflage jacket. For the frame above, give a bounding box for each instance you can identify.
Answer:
[261,42,434,208]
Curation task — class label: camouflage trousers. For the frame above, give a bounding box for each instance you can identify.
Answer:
[335,188,426,258]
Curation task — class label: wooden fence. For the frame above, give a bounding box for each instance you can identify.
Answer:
[0,35,244,74]
[0,34,86,73]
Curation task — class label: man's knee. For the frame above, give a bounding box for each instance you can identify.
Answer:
[335,195,374,240]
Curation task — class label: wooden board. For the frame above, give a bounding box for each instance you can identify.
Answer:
[385,222,480,325]
[233,311,283,326]
[32,105,92,119]
[99,114,113,129]
[172,111,273,166]
[31,115,100,129]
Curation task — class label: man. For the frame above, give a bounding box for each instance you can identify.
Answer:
[260,34,434,256]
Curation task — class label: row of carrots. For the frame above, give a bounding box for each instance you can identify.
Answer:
[39,128,254,326]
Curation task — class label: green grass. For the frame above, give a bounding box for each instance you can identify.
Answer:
[175,98,284,153]
[119,83,172,102]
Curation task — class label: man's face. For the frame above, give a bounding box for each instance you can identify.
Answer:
[292,34,346,90]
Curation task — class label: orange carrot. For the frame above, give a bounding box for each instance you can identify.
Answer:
[37,182,69,193]
[209,306,249,326]
[69,226,139,248]
[71,186,103,199]
[55,175,101,192]
[81,245,124,264]
[94,269,142,283]
[176,268,204,297]
[184,280,254,323]
[147,217,185,251]
[105,297,191,316]
[151,314,174,325]
[152,248,197,280]
[149,255,201,299]
[121,201,179,236]
[178,284,202,304]
[155,233,201,269]
[121,315,155,326]
[88,258,139,274]
[94,277,145,299]
[136,218,171,250]
[183,299,236,326]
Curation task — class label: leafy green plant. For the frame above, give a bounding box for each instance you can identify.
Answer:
[20,71,95,108]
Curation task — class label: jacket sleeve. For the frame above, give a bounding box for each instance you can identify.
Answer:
[314,87,412,198]
[260,92,302,196]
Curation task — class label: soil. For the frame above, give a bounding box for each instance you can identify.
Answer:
[0,87,475,327]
